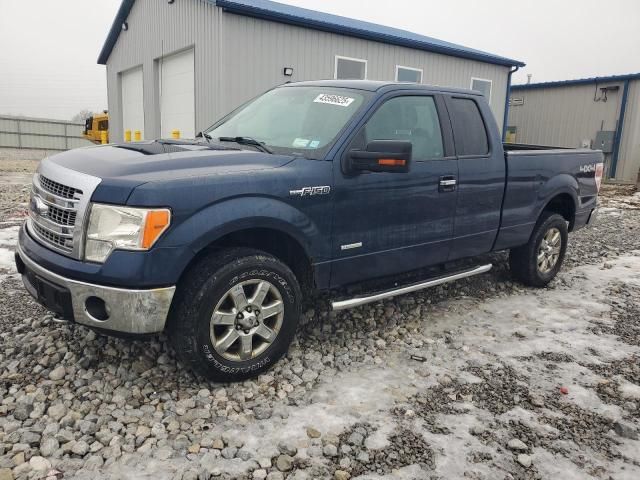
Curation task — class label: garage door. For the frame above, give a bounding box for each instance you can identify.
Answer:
[160,49,195,139]
[121,66,144,140]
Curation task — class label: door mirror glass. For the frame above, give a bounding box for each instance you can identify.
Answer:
[348,140,412,173]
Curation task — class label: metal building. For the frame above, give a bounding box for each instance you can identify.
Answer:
[507,73,640,184]
[98,0,524,142]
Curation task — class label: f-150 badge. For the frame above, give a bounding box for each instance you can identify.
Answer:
[289,186,331,197]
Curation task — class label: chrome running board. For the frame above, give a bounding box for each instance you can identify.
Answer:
[331,264,492,311]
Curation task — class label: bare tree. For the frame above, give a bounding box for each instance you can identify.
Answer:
[71,109,92,123]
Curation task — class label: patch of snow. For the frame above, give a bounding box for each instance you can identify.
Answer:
[620,380,640,400]
[0,225,20,281]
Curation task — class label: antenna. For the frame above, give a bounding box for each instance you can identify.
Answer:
[159,39,164,139]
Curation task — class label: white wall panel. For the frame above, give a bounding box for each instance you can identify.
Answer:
[121,66,145,140]
[160,49,195,138]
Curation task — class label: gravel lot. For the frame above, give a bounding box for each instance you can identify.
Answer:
[1,156,639,480]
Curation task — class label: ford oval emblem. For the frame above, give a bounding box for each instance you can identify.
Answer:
[31,195,49,216]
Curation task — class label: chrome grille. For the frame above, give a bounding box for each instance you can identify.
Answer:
[29,173,81,256]
[39,175,82,200]
[26,160,101,260]
[32,222,73,251]
[46,205,77,226]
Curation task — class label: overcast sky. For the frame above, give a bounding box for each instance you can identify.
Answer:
[1,0,638,120]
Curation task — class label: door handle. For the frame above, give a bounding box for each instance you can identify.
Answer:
[439,175,457,192]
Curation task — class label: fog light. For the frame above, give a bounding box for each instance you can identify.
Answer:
[85,296,109,321]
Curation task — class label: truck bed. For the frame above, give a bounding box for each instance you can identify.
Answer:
[494,146,603,251]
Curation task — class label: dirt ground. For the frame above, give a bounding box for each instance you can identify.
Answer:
[0,155,639,480]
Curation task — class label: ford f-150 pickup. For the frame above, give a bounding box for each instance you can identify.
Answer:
[15,80,603,381]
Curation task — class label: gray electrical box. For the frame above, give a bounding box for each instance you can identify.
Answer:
[594,130,615,153]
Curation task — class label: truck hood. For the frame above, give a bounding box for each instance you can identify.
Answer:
[47,140,294,182]
[43,140,296,204]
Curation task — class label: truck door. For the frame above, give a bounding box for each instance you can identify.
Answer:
[330,93,458,286]
[445,95,506,260]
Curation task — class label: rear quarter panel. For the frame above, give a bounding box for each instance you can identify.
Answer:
[494,149,602,250]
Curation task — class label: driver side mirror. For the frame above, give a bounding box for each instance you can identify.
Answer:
[347,140,412,173]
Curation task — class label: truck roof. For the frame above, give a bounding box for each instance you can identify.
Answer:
[282,79,482,96]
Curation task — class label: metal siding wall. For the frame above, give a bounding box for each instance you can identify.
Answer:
[507,82,640,182]
[106,0,509,138]
[617,80,640,183]
[508,83,623,147]
[0,116,92,151]
[219,12,509,128]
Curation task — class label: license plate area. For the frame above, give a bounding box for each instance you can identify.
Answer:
[22,268,74,320]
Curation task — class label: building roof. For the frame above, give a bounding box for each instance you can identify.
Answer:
[512,72,640,90]
[97,0,525,67]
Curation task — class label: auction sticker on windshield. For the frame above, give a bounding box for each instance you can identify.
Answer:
[313,93,355,107]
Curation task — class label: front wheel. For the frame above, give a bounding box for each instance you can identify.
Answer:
[509,212,568,287]
[168,248,301,382]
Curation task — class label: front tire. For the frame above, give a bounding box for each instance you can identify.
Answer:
[509,212,568,287]
[168,248,301,382]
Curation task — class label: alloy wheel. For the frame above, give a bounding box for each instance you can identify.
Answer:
[537,227,562,274]
[209,279,284,361]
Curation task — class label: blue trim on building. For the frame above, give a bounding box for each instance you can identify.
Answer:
[512,73,640,90]
[97,0,135,65]
[98,0,525,67]
[610,79,630,178]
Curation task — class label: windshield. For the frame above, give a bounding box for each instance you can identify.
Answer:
[205,86,370,159]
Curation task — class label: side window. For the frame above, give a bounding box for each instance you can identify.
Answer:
[335,56,367,80]
[449,97,489,156]
[358,96,444,160]
[396,66,423,83]
[471,78,492,101]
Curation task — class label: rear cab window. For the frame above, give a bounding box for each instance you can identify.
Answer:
[448,97,489,156]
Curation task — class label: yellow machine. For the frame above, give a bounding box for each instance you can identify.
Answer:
[82,112,109,144]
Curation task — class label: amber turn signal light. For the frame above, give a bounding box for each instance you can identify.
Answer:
[142,210,171,249]
[378,158,406,166]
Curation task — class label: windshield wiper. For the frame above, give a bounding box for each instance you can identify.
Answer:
[218,136,273,154]
[195,131,212,143]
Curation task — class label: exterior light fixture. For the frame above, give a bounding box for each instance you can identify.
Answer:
[283,67,294,76]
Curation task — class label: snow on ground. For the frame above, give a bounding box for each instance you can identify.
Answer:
[0,225,19,282]
[68,253,640,479]
[0,159,638,479]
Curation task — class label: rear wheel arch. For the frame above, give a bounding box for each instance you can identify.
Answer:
[541,192,577,230]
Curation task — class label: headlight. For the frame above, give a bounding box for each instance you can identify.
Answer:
[85,204,171,263]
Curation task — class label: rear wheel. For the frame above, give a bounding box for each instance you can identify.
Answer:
[168,248,301,382]
[509,212,568,287]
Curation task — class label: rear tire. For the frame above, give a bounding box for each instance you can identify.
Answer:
[509,212,568,287]
[168,248,301,382]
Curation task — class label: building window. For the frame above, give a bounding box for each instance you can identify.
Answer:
[470,77,492,101]
[335,56,367,80]
[395,66,422,83]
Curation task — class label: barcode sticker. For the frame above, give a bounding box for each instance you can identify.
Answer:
[313,94,355,107]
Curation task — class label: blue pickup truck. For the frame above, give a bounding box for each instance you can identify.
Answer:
[15,80,603,381]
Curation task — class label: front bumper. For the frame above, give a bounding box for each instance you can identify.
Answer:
[15,240,176,335]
